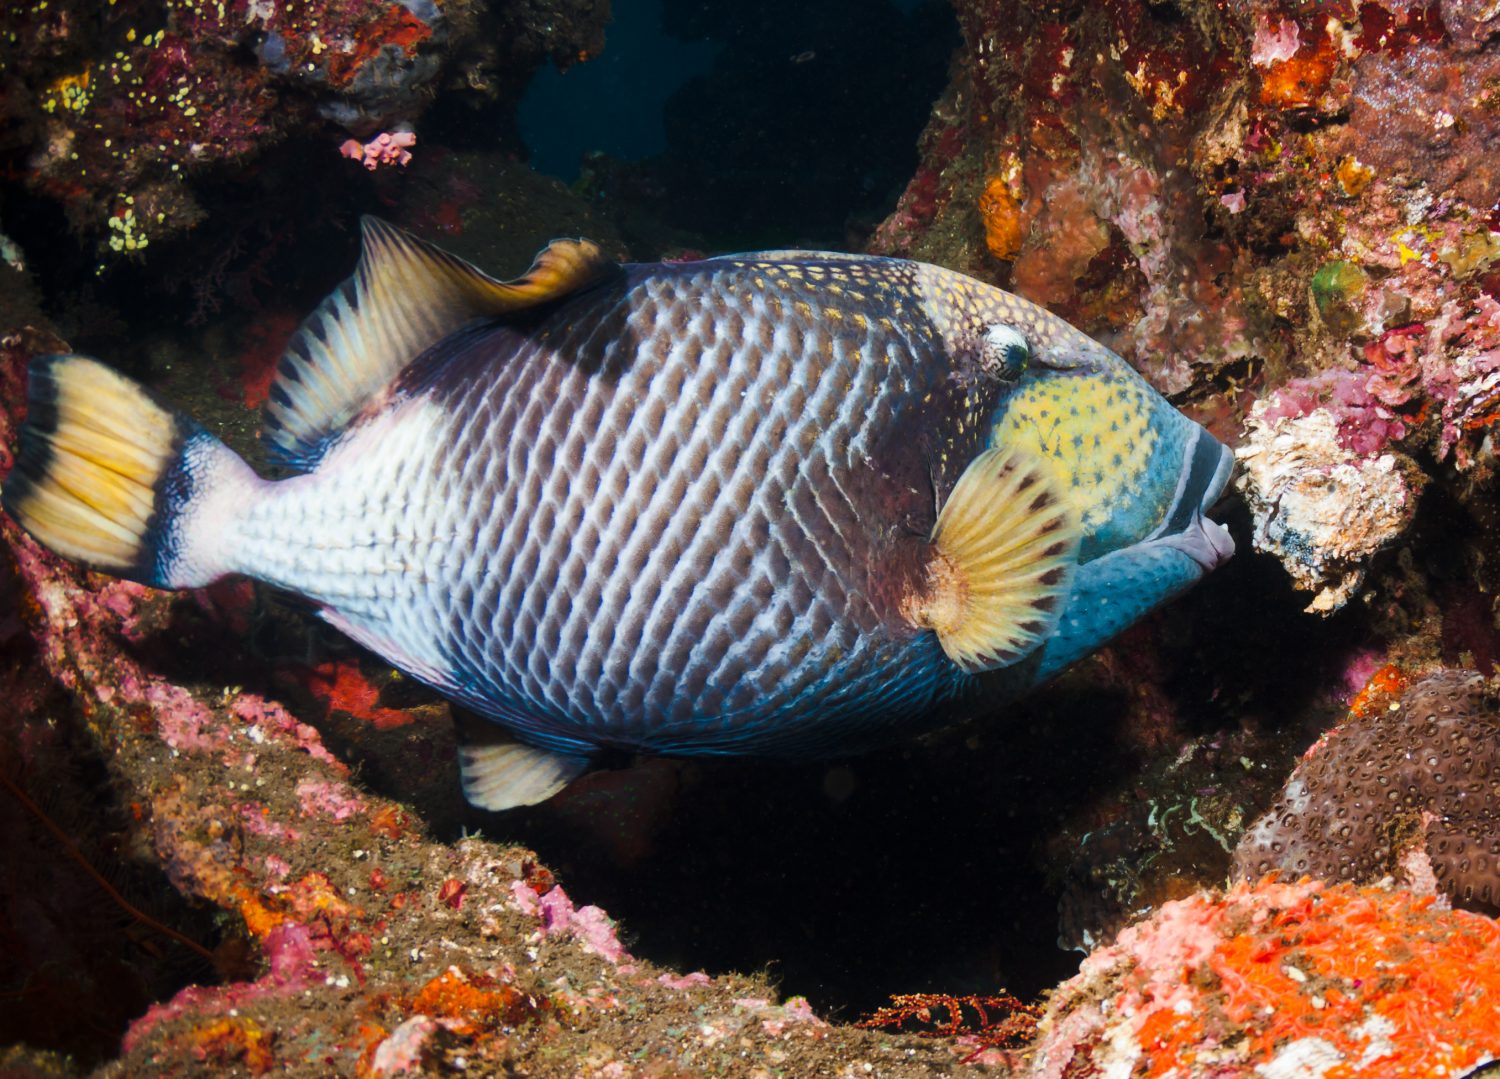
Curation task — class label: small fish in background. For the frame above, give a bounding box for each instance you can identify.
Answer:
[1,219,1234,811]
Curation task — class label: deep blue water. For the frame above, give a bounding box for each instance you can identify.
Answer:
[518,0,720,180]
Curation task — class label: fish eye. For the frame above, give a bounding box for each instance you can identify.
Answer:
[980,324,1029,379]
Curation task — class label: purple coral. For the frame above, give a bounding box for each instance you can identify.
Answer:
[1232,670,1500,911]
[1256,367,1409,456]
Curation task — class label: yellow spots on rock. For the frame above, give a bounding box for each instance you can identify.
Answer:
[997,373,1158,532]
[106,198,149,253]
[42,70,93,115]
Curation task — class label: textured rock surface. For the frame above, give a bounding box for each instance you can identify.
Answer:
[876,0,1500,612]
[0,0,609,256]
[1237,405,1424,612]
[1031,878,1500,1078]
[1234,668,1500,911]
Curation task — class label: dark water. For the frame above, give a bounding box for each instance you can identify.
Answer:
[520,0,958,248]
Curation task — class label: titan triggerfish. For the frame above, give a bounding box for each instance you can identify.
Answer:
[2,219,1234,810]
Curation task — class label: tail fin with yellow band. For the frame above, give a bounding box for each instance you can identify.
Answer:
[2,355,253,588]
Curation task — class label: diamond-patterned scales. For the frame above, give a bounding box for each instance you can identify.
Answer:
[237,259,965,756]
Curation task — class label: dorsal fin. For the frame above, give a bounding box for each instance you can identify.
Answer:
[263,217,618,469]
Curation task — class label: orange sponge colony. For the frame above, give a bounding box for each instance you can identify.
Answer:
[1031,878,1500,1078]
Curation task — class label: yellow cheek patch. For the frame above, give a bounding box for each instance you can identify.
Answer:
[996,374,1159,532]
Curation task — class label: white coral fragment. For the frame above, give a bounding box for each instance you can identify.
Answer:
[1236,407,1420,613]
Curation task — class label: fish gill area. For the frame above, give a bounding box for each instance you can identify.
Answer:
[5,1,1500,1076]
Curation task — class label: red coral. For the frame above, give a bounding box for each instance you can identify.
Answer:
[299,659,414,730]
[1036,878,1500,1076]
[857,992,1041,1063]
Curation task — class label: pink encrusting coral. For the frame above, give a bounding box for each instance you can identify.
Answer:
[340,130,418,171]
[1031,878,1500,1078]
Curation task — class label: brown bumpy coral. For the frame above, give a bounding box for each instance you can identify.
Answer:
[1232,670,1500,911]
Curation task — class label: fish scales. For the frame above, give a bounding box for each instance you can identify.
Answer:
[2,220,1236,809]
[237,258,968,754]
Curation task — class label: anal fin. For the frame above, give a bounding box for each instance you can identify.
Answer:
[455,712,591,811]
[902,445,1081,673]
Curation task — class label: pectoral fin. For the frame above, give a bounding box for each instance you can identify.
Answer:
[902,445,1081,673]
[455,715,592,811]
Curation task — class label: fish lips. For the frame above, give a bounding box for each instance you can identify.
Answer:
[1147,426,1237,572]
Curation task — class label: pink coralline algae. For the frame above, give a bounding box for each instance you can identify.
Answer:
[341,130,418,170]
[367,1015,439,1077]
[122,922,321,1056]
[1250,17,1302,67]
[295,776,368,821]
[1255,367,1408,457]
[510,880,631,966]
[1030,877,1500,1077]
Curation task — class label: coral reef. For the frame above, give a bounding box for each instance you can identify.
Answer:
[0,0,609,258]
[875,0,1500,610]
[13,0,1500,1068]
[1237,393,1425,612]
[1031,877,1500,1077]
[1233,668,1500,911]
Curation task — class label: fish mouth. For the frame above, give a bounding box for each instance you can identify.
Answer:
[1146,427,1237,572]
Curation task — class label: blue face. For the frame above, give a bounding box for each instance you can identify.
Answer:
[982,326,1236,682]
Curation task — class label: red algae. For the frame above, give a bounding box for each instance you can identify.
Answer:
[300,659,417,731]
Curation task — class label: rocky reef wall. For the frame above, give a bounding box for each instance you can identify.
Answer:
[8,0,1500,1073]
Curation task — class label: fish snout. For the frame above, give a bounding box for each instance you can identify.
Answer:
[1151,429,1236,571]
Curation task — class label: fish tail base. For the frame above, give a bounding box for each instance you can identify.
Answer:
[3,355,254,588]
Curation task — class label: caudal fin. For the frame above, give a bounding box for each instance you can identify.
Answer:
[2,355,253,588]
